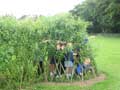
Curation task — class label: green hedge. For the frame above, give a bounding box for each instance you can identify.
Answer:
[0,14,97,90]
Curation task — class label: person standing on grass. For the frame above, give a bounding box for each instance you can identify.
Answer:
[56,42,66,77]
[50,41,65,78]
[64,43,74,79]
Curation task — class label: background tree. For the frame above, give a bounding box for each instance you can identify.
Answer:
[70,0,120,33]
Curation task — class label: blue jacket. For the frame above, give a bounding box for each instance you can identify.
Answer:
[76,64,83,74]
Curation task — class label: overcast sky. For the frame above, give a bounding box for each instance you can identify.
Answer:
[0,0,84,18]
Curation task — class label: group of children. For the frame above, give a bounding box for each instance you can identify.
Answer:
[38,41,94,80]
[49,41,94,80]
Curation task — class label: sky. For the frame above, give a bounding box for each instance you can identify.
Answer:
[0,0,84,18]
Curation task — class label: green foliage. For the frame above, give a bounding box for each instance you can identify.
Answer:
[0,14,96,89]
[0,16,38,90]
[70,0,120,33]
[23,34,120,90]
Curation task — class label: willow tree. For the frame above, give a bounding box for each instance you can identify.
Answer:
[35,13,97,81]
[0,14,97,90]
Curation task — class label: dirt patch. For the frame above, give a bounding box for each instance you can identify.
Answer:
[40,74,106,86]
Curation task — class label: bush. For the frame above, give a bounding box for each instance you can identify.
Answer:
[0,14,97,90]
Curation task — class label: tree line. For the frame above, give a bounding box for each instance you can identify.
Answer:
[70,0,120,33]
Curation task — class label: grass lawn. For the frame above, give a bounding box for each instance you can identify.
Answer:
[24,34,120,90]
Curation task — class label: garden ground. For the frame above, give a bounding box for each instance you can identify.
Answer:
[24,34,120,90]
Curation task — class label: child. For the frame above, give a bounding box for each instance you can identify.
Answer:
[83,58,91,71]
[49,56,56,77]
[75,57,93,80]
[64,43,74,79]
[84,57,96,77]
[75,63,84,80]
